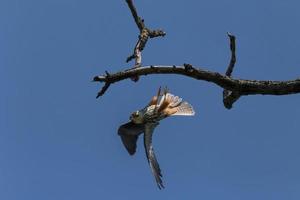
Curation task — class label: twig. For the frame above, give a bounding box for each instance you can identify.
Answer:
[125,0,145,31]
[96,83,111,98]
[149,29,166,38]
[225,32,236,76]
[223,33,240,109]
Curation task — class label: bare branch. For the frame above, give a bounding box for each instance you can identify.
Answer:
[93,65,300,103]
[125,0,145,31]
[225,33,236,77]
[149,29,166,38]
[93,72,112,98]
[95,2,300,108]
[125,0,166,82]
[96,82,111,98]
[223,33,240,109]
[126,29,148,64]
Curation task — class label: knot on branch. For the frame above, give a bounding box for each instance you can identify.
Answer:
[184,63,194,72]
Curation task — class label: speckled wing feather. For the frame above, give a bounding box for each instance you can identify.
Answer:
[118,122,144,155]
[144,122,164,189]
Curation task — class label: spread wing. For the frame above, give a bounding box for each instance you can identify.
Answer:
[144,122,164,189]
[118,121,144,155]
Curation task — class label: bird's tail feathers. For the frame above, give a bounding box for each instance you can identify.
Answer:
[163,93,195,116]
[172,101,195,116]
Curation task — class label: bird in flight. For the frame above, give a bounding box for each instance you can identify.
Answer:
[118,87,195,189]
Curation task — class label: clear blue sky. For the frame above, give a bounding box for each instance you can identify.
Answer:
[1,0,300,199]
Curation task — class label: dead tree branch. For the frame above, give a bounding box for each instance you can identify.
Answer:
[125,0,145,31]
[125,0,166,81]
[225,33,237,77]
[93,66,300,106]
[223,33,240,109]
[93,1,300,109]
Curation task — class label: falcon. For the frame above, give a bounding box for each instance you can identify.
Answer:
[118,87,195,189]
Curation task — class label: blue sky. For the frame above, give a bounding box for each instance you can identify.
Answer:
[1,0,300,199]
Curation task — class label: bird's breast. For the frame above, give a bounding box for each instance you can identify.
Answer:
[143,106,165,123]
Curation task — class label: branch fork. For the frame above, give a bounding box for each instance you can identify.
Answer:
[125,0,166,82]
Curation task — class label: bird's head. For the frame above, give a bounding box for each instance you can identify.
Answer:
[130,110,143,124]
